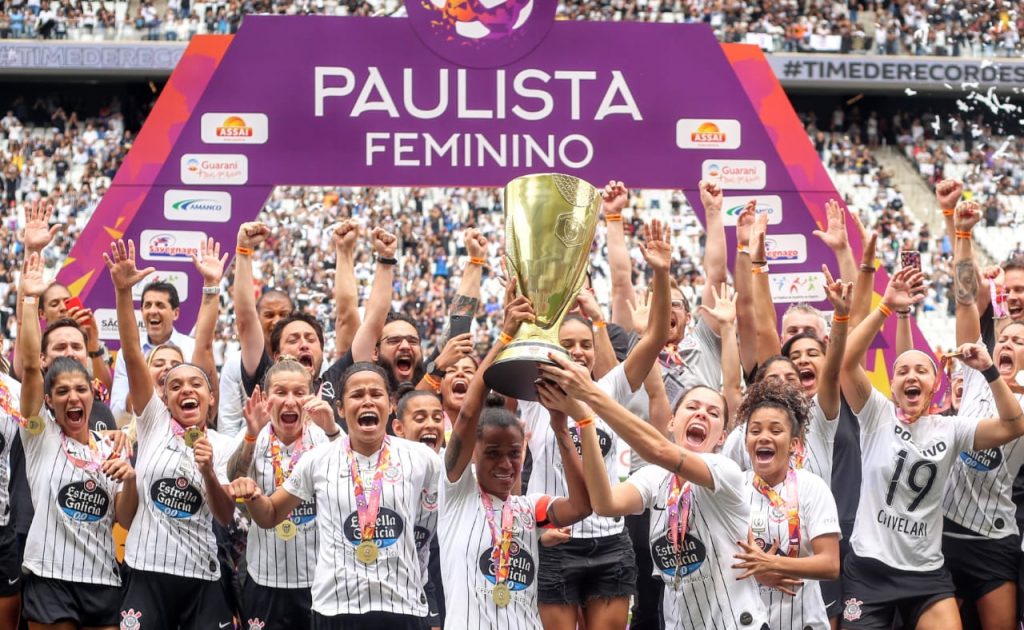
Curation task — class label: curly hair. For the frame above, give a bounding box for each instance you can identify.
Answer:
[738,378,810,439]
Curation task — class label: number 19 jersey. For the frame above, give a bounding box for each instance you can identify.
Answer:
[851,390,977,571]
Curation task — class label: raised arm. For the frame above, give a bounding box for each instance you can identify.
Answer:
[538,353,717,489]
[445,280,532,482]
[734,204,758,375]
[698,284,741,428]
[102,240,156,417]
[452,227,487,322]
[350,227,398,362]
[13,200,61,381]
[533,383,592,527]
[958,343,1024,450]
[191,238,228,395]
[813,199,857,285]
[575,289,616,381]
[621,219,673,390]
[820,267,852,419]
[849,227,878,330]
[749,211,781,363]
[16,253,49,418]
[234,222,271,378]
[841,267,926,413]
[331,220,361,357]
[699,180,727,327]
[953,201,984,346]
[227,387,271,481]
[602,182,635,329]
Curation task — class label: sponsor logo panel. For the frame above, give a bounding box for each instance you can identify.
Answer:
[701,159,766,190]
[675,119,741,149]
[180,154,248,185]
[163,189,231,222]
[721,195,783,227]
[200,113,268,144]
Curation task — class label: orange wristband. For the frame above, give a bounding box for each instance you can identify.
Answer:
[424,374,441,390]
[244,433,257,443]
[470,257,486,266]
[752,266,769,275]
[605,214,622,222]
[737,244,749,254]
[832,314,850,323]
[955,230,972,240]
[593,319,607,328]
[499,332,513,345]
[236,246,253,256]
[575,417,595,429]
[878,303,893,317]
[942,209,954,217]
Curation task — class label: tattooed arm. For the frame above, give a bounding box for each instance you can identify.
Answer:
[953,201,983,346]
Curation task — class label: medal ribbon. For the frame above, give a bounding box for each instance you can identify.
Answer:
[346,437,391,546]
[479,487,515,585]
[660,344,683,367]
[0,379,33,431]
[269,426,307,487]
[60,431,105,472]
[666,475,692,565]
[791,440,805,469]
[752,469,800,557]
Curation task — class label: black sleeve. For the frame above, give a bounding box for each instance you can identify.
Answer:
[89,402,116,432]
[980,302,996,355]
[241,352,273,398]
[9,434,32,537]
[319,352,355,432]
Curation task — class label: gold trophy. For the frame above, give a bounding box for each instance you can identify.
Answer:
[484,173,601,401]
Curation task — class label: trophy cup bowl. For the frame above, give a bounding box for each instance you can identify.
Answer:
[483,173,601,401]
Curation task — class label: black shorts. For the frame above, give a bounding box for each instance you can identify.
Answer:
[242,573,312,630]
[22,573,121,626]
[841,552,955,629]
[537,529,637,605]
[821,524,854,619]
[0,522,20,597]
[942,522,1021,602]
[312,611,428,630]
[120,568,233,630]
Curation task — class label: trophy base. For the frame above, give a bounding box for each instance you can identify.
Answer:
[484,342,570,402]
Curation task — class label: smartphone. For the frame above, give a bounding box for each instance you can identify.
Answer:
[449,314,472,338]
[900,250,921,271]
[64,296,85,313]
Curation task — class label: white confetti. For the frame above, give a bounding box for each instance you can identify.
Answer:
[931,117,942,134]
[962,81,979,90]
[956,99,971,112]
[944,83,953,90]
[905,88,918,96]
[981,59,993,69]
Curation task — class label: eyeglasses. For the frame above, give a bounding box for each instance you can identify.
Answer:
[381,335,421,347]
[670,300,688,311]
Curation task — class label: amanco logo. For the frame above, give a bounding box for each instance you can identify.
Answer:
[404,0,558,68]
[721,195,782,227]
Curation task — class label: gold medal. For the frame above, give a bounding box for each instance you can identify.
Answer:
[491,582,511,608]
[355,540,378,564]
[26,416,44,435]
[183,427,202,448]
[275,521,297,541]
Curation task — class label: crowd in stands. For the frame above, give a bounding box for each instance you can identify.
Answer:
[0,0,1019,57]
[2,92,1022,358]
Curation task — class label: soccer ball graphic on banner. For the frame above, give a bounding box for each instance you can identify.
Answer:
[430,0,534,40]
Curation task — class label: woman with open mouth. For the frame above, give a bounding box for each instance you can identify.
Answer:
[439,355,477,444]
[226,357,340,630]
[508,220,674,630]
[839,265,1024,630]
[539,350,769,630]
[229,361,441,630]
[105,238,240,629]
[733,379,841,630]
[438,291,591,630]
[13,251,137,630]
[941,200,1024,630]
[722,265,851,490]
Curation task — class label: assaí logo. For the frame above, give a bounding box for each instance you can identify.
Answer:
[201,113,268,145]
[404,0,558,68]
[164,190,232,223]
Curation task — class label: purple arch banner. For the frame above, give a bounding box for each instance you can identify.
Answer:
[59,13,916,392]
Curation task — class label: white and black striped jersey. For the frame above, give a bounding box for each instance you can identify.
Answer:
[851,389,977,571]
[744,469,840,630]
[438,464,547,630]
[627,453,767,630]
[519,363,639,538]
[943,364,1024,539]
[722,394,838,487]
[125,393,236,581]
[20,414,122,586]
[0,375,21,528]
[282,436,440,617]
[245,422,328,588]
